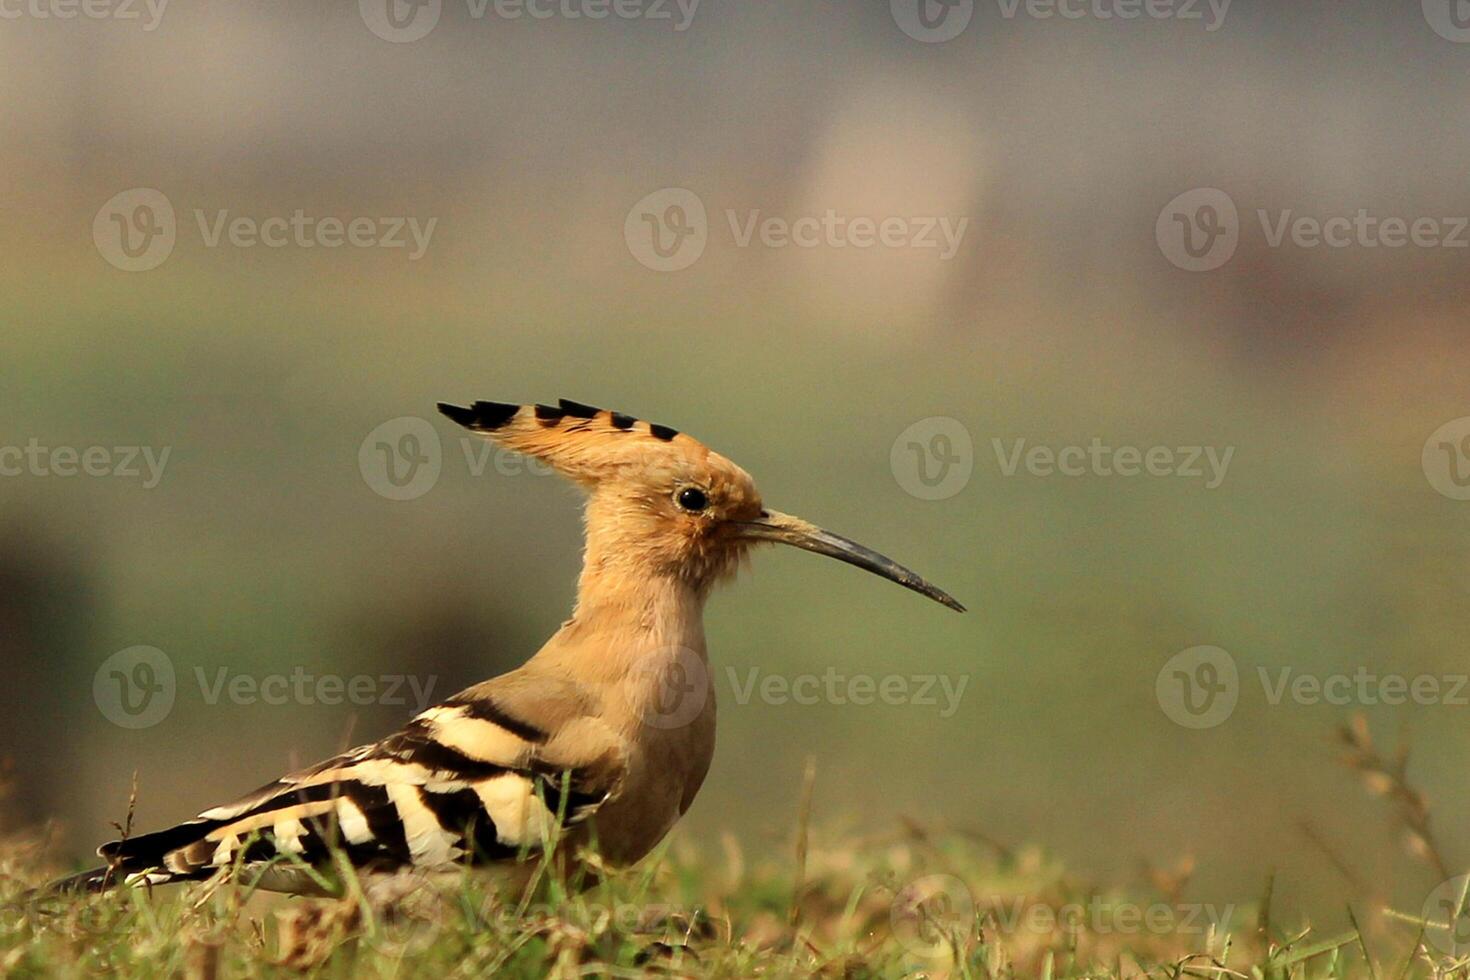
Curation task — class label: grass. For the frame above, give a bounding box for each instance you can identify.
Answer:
[0,826,1260,978]
[0,720,1462,978]
[3,766,1470,980]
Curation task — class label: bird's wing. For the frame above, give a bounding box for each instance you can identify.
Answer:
[96,673,627,887]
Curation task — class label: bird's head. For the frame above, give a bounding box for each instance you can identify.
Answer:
[438,398,963,612]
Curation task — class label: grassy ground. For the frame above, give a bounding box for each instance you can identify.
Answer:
[1,799,1466,979]
[0,719,1459,978]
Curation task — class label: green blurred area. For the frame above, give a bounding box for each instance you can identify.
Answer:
[6,263,1468,926]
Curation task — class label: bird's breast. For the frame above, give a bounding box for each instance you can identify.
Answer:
[591,649,717,865]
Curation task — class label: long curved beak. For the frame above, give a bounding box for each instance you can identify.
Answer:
[733,510,966,612]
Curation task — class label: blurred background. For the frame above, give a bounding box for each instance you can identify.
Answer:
[2,0,1469,927]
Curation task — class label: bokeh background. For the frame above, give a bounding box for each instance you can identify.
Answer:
[3,0,1469,927]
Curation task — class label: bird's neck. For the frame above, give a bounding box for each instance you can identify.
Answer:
[539,559,709,686]
[574,563,707,640]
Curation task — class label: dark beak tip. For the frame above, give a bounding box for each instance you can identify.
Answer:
[925,589,966,613]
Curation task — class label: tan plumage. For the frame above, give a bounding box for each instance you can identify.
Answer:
[49,398,962,895]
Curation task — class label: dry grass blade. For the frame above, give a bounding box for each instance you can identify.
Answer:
[1337,714,1451,880]
[789,755,817,929]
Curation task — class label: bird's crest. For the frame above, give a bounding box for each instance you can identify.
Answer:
[438,398,711,488]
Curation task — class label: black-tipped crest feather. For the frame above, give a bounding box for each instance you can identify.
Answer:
[437,401,519,431]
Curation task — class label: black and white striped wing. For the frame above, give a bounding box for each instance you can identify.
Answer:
[96,698,621,887]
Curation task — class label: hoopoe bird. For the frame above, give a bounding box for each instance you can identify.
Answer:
[47,398,962,895]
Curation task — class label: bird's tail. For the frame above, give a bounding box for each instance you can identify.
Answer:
[38,866,119,895]
[24,865,186,903]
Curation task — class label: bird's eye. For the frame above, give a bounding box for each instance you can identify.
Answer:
[676,487,708,512]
